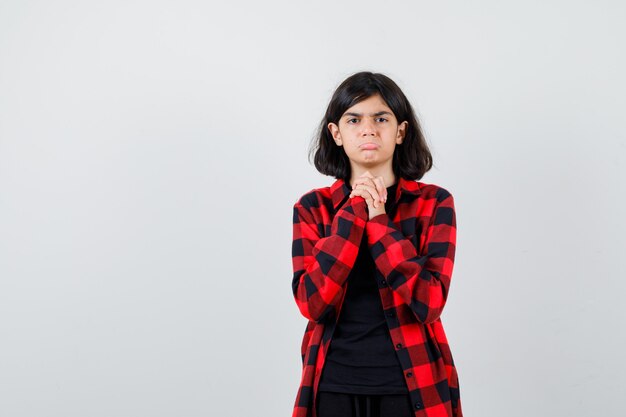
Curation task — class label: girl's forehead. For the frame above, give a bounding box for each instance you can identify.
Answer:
[344,94,392,113]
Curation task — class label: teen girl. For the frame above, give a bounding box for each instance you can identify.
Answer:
[291,72,462,417]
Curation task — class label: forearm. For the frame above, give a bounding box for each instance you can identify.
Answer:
[366,192,456,324]
[292,197,369,322]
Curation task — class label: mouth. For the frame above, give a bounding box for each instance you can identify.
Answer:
[359,143,379,150]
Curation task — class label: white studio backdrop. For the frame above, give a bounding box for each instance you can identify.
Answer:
[0,1,625,416]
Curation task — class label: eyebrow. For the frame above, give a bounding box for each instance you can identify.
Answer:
[343,111,393,118]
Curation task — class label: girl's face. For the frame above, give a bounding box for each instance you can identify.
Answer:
[327,94,407,173]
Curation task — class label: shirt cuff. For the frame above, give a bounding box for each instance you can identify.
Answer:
[365,212,395,246]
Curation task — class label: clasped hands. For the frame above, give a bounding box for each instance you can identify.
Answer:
[348,171,389,220]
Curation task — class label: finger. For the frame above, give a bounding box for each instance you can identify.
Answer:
[353,177,380,202]
[353,176,372,186]
[350,189,373,208]
[354,176,376,189]
[356,182,380,208]
[372,177,386,203]
[380,177,387,202]
[367,179,382,206]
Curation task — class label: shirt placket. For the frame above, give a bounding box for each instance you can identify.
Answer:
[375,205,427,415]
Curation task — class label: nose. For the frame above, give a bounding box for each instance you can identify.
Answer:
[361,118,376,136]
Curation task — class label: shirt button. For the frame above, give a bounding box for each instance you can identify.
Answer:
[380,279,387,285]
[406,372,413,377]
[386,312,394,317]
[395,343,402,349]
[414,402,423,409]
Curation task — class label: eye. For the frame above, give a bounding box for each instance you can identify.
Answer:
[346,118,359,124]
[375,117,388,123]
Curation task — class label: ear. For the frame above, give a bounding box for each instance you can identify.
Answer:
[327,122,342,146]
[396,121,408,144]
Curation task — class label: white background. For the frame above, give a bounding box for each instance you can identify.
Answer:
[1,1,625,416]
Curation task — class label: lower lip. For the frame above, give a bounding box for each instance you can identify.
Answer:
[360,145,379,150]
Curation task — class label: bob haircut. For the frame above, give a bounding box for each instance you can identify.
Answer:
[309,71,433,182]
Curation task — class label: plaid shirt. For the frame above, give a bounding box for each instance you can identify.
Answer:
[291,176,462,417]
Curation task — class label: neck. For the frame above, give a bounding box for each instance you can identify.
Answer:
[349,168,396,189]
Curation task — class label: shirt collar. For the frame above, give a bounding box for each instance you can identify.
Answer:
[330,176,422,211]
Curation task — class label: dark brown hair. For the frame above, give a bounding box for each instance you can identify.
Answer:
[308,71,433,181]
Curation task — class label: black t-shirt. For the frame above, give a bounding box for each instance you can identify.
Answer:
[318,182,408,395]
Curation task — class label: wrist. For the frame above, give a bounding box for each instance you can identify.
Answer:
[368,209,387,221]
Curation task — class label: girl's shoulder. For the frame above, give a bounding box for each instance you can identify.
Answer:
[413,180,454,201]
[293,184,333,209]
